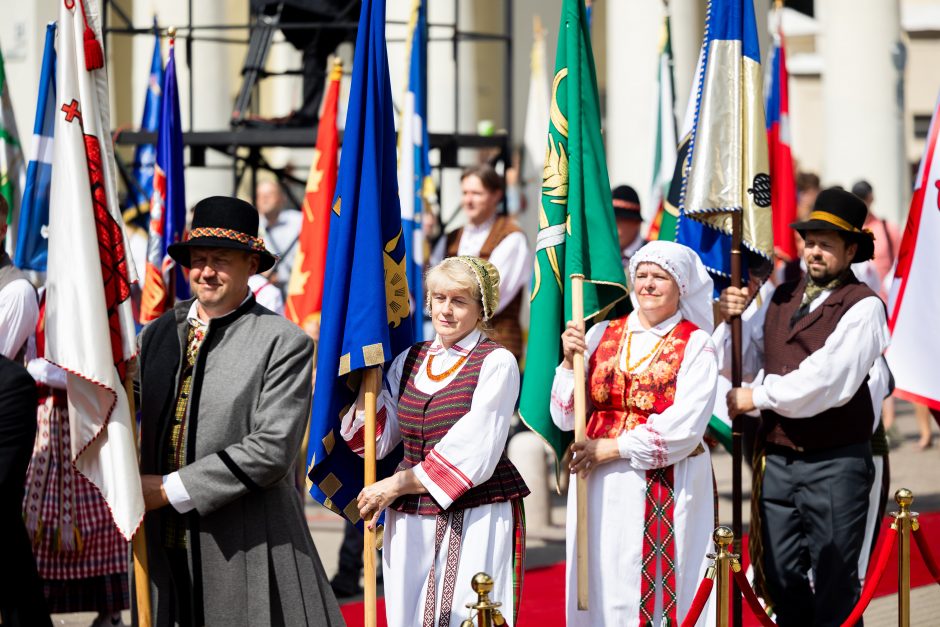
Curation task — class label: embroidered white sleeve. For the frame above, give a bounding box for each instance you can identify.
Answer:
[339,347,407,459]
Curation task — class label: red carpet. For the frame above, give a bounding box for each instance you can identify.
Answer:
[341,513,940,626]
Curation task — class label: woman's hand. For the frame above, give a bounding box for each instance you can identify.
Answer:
[356,470,427,530]
[569,438,621,477]
[560,321,587,370]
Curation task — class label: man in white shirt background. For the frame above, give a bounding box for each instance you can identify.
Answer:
[256,180,302,300]
[430,165,531,361]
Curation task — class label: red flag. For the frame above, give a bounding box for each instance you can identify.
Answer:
[765,26,798,262]
[885,92,940,410]
[285,60,342,330]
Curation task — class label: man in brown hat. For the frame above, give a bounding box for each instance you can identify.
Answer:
[716,188,889,627]
[134,196,342,626]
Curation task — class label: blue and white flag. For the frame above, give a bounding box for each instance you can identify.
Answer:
[307,0,414,526]
[15,22,56,271]
[675,0,774,294]
[398,0,434,341]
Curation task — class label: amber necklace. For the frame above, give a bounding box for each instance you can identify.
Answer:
[426,349,471,382]
[624,327,673,372]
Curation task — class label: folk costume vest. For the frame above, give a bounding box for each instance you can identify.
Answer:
[392,338,529,515]
[445,216,525,360]
[587,316,699,626]
[760,276,879,451]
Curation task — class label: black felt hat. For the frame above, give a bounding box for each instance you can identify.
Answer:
[167,196,277,272]
[790,187,874,263]
[612,185,643,221]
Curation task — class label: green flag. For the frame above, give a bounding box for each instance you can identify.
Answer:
[0,45,25,254]
[519,0,628,481]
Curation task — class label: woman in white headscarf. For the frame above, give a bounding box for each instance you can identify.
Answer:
[551,240,719,626]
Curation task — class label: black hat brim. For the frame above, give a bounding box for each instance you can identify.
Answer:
[167,237,277,273]
[791,219,875,264]
[614,209,644,222]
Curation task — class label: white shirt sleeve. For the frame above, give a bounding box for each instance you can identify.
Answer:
[412,349,520,510]
[26,358,68,389]
[712,290,769,384]
[0,280,39,359]
[617,330,718,468]
[487,231,532,315]
[340,348,407,460]
[549,322,606,431]
[163,472,196,514]
[752,297,889,418]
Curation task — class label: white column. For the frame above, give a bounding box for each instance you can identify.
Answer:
[604,1,662,210]
[818,0,907,223]
[670,0,706,122]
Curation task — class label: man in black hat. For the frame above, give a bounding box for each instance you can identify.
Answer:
[716,188,888,627]
[134,196,343,626]
[611,184,646,269]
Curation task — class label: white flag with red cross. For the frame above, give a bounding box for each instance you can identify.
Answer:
[44,0,143,540]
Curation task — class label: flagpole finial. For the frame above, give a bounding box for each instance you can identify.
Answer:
[168,26,177,44]
[329,57,343,81]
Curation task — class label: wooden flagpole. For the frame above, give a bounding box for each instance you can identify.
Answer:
[570,274,589,610]
[730,211,744,627]
[124,366,152,627]
[363,366,381,627]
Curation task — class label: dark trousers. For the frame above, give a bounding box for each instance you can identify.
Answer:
[760,442,874,627]
[334,519,364,585]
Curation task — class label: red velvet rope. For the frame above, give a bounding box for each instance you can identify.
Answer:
[679,576,715,627]
[913,524,940,586]
[840,526,899,627]
[732,569,776,627]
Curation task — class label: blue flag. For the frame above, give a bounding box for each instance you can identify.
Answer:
[125,20,163,228]
[307,0,414,526]
[140,37,188,322]
[398,0,434,341]
[15,22,55,271]
[675,0,774,295]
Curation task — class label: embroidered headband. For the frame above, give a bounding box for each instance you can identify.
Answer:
[187,227,268,252]
[425,256,501,321]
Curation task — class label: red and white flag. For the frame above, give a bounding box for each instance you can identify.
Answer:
[885,92,940,411]
[44,0,143,540]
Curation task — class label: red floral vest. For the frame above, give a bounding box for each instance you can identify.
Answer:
[586,317,698,440]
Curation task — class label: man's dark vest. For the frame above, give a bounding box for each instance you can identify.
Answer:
[445,216,524,360]
[760,276,879,451]
[392,338,529,515]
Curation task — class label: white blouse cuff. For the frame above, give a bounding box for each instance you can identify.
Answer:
[752,385,772,412]
[163,472,196,514]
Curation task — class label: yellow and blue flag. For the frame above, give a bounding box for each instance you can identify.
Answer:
[675,0,774,294]
[125,19,163,228]
[15,23,55,271]
[307,0,414,526]
[398,0,434,341]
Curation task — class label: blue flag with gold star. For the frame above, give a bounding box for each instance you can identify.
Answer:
[307,0,414,526]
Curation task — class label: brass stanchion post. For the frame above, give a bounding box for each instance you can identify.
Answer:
[459,572,506,627]
[709,526,736,627]
[891,488,919,627]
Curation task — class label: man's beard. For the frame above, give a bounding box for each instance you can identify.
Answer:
[807,262,846,286]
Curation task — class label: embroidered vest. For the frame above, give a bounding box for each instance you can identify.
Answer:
[760,277,879,451]
[445,216,525,359]
[586,318,697,440]
[392,339,529,515]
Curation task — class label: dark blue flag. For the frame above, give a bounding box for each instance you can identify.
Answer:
[125,19,163,229]
[15,22,55,271]
[140,36,188,322]
[307,0,414,526]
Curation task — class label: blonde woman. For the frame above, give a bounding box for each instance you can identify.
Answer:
[344,256,529,627]
[552,240,719,626]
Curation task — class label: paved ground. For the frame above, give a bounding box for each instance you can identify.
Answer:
[50,400,940,625]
